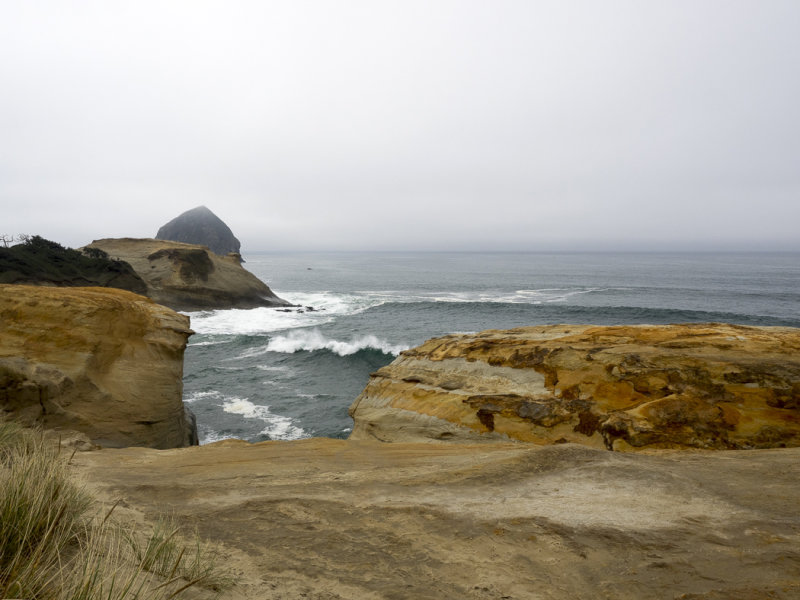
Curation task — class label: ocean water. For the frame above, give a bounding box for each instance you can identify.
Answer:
[182,252,800,444]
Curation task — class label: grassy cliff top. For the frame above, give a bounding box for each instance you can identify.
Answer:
[0,235,146,295]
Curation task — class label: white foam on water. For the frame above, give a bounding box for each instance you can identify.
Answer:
[255,365,294,373]
[188,340,232,347]
[184,292,386,336]
[184,390,224,403]
[185,288,605,336]
[282,292,385,315]
[221,397,307,440]
[358,288,604,305]
[265,328,409,356]
[185,306,322,335]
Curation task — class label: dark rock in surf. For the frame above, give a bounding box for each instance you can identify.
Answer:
[156,205,241,256]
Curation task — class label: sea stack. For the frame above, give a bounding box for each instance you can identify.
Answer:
[156,205,241,256]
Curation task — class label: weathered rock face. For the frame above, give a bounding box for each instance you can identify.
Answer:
[0,284,196,448]
[349,323,800,450]
[156,205,241,256]
[86,238,289,311]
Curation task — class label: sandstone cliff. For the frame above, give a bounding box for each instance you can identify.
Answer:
[74,439,800,600]
[86,238,289,311]
[156,205,241,256]
[0,284,196,448]
[349,323,800,450]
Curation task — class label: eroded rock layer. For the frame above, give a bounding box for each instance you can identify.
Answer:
[349,323,800,450]
[87,238,289,311]
[0,284,195,448]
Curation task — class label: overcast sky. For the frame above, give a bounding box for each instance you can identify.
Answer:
[1,1,798,252]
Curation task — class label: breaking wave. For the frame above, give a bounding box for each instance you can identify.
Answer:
[265,329,408,356]
[222,397,307,441]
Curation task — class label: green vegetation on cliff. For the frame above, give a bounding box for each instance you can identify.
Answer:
[0,236,146,295]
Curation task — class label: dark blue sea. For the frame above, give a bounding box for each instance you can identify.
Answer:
[182,252,800,444]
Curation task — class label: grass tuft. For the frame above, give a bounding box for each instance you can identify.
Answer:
[0,420,233,599]
[127,517,233,593]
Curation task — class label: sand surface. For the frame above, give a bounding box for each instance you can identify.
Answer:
[73,439,800,599]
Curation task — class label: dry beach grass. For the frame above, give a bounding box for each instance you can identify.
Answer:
[0,421,230,600]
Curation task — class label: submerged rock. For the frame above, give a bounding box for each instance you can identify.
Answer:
[349,323,800,450]
[0,284,196,448]
[86,238,290,311]
[156,205,241,256]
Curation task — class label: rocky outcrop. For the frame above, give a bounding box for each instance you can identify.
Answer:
[86,238,289,311]
[74,440,800,599]
[0,284,196,448]
[349,323,800,450]
[156,205,241,256]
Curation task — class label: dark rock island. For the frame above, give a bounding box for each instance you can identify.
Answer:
[156,205,242,256]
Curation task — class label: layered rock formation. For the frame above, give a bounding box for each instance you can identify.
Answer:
[156,205,241,256]
[350,323,800,450]
[0,284,196,448]
[74,439,800,600]
[86,238,289,311]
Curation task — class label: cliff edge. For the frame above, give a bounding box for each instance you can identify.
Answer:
[0,284,196,448]
[86,238,290,311]
[349,323,800,450]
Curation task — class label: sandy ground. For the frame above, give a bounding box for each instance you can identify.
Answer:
[72,439,800,599]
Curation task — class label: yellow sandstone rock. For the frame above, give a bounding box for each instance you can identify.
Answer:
[0,284,195,448]
[349,323,800,450]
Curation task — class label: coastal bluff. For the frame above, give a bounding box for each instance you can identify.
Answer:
[86,238,290,311]
[0,284,196,448]
[349,323,800,450]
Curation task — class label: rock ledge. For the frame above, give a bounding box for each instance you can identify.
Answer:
[349,323,800,450]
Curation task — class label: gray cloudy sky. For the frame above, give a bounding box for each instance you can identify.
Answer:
[1,1,799,251]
